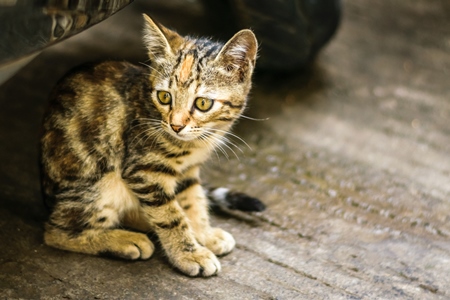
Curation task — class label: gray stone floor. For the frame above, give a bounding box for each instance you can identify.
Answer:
[1,1,450,299]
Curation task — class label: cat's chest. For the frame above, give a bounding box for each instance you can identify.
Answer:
[169,147,210,172]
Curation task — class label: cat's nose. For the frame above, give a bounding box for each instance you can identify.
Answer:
[170,124,185,133]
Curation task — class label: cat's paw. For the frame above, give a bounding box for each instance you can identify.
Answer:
[171,246,221,277]
[205,228,235,256]
[100,230,155,260]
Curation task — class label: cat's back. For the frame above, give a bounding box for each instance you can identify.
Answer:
[48,61,144,111]
[41,61,147,186]
[43,61,146,131]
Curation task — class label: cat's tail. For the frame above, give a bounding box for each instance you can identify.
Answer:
[205,187,266,212]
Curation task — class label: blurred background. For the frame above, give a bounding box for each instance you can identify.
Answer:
[0,0,341,84]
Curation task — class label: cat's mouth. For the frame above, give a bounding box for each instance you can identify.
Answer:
[164,127,199,142]
[171,132,197,141]
[162,122,216,143]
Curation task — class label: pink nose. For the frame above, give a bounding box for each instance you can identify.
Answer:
[170,124,185,133]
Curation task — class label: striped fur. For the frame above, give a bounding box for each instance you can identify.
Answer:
[40,15,258,277]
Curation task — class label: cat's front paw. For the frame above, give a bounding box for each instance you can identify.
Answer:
[171,246,221,277]
[99,230,155,260]
[205,228,235,256]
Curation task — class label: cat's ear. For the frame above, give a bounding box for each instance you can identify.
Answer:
[142,14,183,59]
[215,29,258,74]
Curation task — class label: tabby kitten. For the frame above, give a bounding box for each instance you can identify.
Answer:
[40,14,260,277]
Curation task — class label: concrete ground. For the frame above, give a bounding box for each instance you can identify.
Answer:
[1,0,449,299]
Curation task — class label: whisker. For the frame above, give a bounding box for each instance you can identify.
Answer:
[203,132,235,160]
[216,138,240,160]
[208,128,252,151]
[139,62,166,78]
[129,118,164,146]
[199,134,221,162]
[238,114,270,122]
[131,124,162,147]
[143,127,165,148]
[221,136,244,153]
[204,130,244,154]
[205,134,229,160]
[130,121,161,131]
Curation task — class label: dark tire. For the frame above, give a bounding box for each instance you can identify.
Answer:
[228,0,341,71]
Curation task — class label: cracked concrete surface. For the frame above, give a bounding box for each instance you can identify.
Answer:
[1,0,450,299]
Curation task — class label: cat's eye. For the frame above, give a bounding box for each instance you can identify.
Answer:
[194,97,214,112]
[157,91,172,105]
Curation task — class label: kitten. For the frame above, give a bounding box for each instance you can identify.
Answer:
[40,14,261,277]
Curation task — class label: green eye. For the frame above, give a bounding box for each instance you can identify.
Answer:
[194,97,214,112]
[157,91,172,105]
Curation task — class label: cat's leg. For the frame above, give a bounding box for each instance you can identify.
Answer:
[44,173,155,260]
[176,168,235,256]
[125,171,221,276]
[141,200,221,276]
[45,224,154,260]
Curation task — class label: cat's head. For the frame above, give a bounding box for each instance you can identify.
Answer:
[142,14,257,143]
